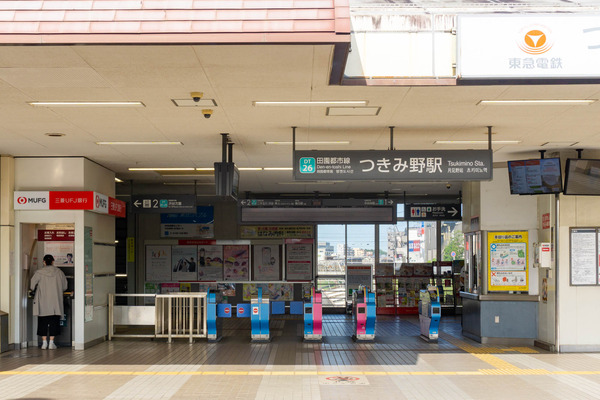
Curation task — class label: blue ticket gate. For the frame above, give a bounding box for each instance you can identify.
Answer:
[418,285,441,342]
[303,288,322,341]
[207,289,229,341]
[352,286,376,341]
[250,288,270,342]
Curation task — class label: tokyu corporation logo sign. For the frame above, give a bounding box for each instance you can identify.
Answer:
[14,191,50,210]
[518,26,553,55]
[299,157,315,174]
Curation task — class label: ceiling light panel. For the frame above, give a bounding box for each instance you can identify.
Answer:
[253,100,368,107]
[97,141,182,145]
[28,101,145,107]
[434,140,521,144]
[128,167,195,171]
[265,141,350,145]
[477,99,596,105]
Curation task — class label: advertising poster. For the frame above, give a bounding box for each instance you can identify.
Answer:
[570,228,597,285]
[223,245,249,281]
[160,283,180,294]
[243,283,293,301]
[346,265,373,300]
[160,206,214,238]
[145,246,172,282]
[487,231,528,292]
[302,283,313,300]
[285,242,313,281]
[240,225,313,239]
[198,245,223,281]
[144,282,159,305]
[253,245,281,281]
[44,242,74,266]
[171,245,198,281]
[217,283,236,297]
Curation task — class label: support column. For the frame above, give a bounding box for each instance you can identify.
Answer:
[0,156,15,344]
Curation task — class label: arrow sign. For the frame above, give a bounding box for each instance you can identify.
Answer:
[131,194,196,213]
[405,203,461,220]
[448,207,458,217]
[134,200,141,207]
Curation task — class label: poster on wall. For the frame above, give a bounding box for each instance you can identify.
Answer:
[44,242,74,266]
[223,245,249,281]
[285,242,313,281]
[302,283,313,300]
[243,283,293,301]
[171,246,198,281]
[198,245,223,281]
[144,282,159,305]
[145,246,172,282]
[252,245,281,281]
[570,228,598,285]
[487,231,528,292]
[160,283,180,294]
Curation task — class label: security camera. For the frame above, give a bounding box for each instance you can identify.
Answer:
[446,184,451,189]
[202,109,213,119]
[190,92,203,102]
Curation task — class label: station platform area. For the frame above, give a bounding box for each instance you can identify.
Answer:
[2,315,600,400]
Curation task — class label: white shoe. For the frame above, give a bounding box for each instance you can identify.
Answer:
[48,342,57,350]
[41,342,48,350]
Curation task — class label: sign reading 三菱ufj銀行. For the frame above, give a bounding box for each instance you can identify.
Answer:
[293,150,492,181]
[458,15,600,79]
[488,231,528,292]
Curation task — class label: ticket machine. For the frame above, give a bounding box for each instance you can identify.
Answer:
[419,285,441,342]
[250,288,270,342]
[351,286,376,341]
[304,287,322,341]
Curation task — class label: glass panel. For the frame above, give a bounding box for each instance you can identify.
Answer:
[441,221,464,262]
[317,277,346,307]
[396,203,405,219]
[317,225,345,275]
[408,221,437,263]
[379,222,408,273]
[346,225,375,266]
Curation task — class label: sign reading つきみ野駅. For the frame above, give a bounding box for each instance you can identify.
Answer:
[487,231,528,292]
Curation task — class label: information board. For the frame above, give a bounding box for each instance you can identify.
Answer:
[570,228,599,286]
[487,231,528,292]
[285,242,313,281]
[252,244,281,281]
[145,245,172,282]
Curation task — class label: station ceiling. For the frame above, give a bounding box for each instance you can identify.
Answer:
[1,43,599,196]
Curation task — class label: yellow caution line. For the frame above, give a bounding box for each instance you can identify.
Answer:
[1,370,600,376]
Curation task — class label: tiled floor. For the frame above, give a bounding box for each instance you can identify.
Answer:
[2,315,600,399]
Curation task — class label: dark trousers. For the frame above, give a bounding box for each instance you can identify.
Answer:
[37,315,61,337]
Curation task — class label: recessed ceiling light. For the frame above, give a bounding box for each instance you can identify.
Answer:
[195,168,215,171]
[115,177,123,183]
[263,167,293,171]
[128,167,195,171]
[253,100,368,107]
[238,167,263,171]
[265,141,350,145]
[44,132,65,137]
[477,99,596,105]
[434,140,521,144]
[29,101,145,107]
[97,141,182,145]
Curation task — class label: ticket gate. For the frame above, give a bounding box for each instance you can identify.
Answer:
[250,288,270,342]
[351,286,376,341]
[418,285,441,342]
[207,289,225,342]
[303,287,322,342]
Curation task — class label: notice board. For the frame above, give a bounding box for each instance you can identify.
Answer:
[487,231,528,292]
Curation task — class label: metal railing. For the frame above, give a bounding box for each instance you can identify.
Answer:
[108,293,207,343]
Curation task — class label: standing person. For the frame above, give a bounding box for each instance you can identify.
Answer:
[30,254,68,350]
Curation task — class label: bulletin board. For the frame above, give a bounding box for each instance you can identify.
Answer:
[487,231,528,292]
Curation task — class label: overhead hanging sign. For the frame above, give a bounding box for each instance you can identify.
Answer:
[458,14,600,79]
[405,204,461,220]
[293,150,492,181]
[131,194,196,213]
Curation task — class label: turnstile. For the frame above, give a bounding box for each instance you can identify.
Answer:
[303,288,322,341]
[207,289,224,341]
[418,285,441,342]
[351,286,376,341]
[250,288,270,342]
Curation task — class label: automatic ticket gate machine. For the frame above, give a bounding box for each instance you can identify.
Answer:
[351,286,376,341]
[418,285,441,342]
[250,288,270,342]
[207,288,225,342]
[303,287,322,341]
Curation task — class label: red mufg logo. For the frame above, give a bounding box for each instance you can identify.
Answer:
[17,196,27,204]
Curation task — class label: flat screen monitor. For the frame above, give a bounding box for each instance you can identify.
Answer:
[507,158,562,195]
[563,158,600,195]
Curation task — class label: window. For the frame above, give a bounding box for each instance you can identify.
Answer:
[441,221,464,261]
[379,222,408,273]
[408,221,437,263]
[317,225,345,275]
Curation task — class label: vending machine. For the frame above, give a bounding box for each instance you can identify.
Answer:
[352,286,376,341]
[418,285,441,342]
[303,287,322,341]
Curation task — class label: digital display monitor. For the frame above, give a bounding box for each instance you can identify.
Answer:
[564,158,600,195]
[507,158,562,195]
[358,307,365,314]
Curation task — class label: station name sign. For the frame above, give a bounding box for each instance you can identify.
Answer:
[293,150,492,181]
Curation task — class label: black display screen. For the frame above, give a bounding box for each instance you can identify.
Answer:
[358,307,365,314]
[507,158,562,195]
[564,159,600,195]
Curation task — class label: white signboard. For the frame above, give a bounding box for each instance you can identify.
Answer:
[14,191,50,210]
[458,15,600,78]
[286,243,313,281]
[145,246,172,282]
[252,245,281,281]
[570,229,598,285]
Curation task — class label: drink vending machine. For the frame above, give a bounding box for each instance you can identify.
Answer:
[418,285,441,342]
[303,287,322,341]
[250,288,270,342]
[352,285,376,341]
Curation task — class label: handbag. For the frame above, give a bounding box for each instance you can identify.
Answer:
[27,283,38,299]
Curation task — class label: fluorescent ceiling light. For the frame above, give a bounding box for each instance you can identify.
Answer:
[114,177,123,183]
[128,167,195,171]
[28,101,145,107]
[265,141,350,145]
[97,141,182,145]
[434,140,521,144]
[195,168,215,171]
[263,167,293,171]
[238,167,263,171]
[279,181,343,185]
[253,100,368,107]
[477,99,596,105]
